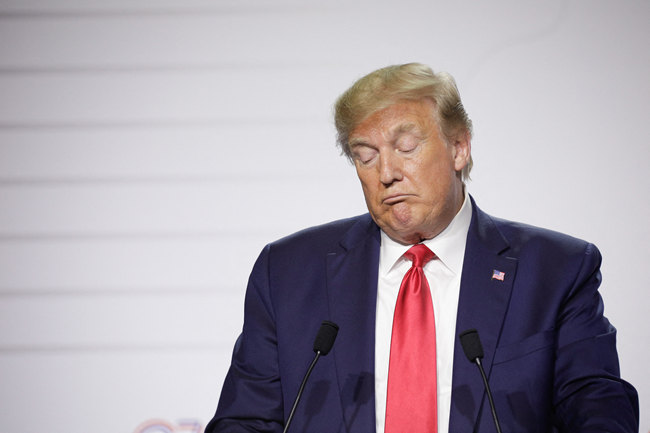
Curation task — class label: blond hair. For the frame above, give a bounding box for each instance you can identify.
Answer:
[334,63,473,180]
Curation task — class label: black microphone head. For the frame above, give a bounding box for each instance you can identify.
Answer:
[459,329,484,362]
[313,321,339,356]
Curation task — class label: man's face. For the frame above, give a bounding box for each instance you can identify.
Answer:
[348,99,471,245]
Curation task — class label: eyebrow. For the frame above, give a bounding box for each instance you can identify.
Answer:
[349,122,421,149]
[394,122,417,135]
[348,136,370,149]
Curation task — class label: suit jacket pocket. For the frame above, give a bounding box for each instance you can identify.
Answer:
[493,330,556,365]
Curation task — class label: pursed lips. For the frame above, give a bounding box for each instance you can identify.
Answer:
[382,193,413,205]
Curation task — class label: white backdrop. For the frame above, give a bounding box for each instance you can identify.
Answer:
[0,0,648,432]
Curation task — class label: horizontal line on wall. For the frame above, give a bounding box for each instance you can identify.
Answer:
[0,64,252,76]
[0,172,333,186]
[0,175,234,186]
[0,61,337,76]
[0,117,322,131]
[0,343,223,354]
[0,5,334,20]
[0,286,232,298]
[0,61,352,75]
[0,229,272,242]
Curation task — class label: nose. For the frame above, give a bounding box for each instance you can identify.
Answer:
[378,150,403,186]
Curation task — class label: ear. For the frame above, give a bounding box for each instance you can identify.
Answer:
[452,130,471,172]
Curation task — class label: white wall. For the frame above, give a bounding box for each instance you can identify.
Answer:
[0,0,647,431]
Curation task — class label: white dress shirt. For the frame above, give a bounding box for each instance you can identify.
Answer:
[375,193,472,433]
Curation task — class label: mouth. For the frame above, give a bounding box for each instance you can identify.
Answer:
[382,194,412,205]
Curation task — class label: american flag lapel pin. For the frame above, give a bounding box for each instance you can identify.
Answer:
[492,269,505,281]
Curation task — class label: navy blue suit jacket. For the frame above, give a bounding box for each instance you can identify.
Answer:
[207,198,638,432]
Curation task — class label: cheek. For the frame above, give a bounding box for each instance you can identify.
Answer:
[357,174,378,205]
[356,170,378,193]
[413,161,454,199]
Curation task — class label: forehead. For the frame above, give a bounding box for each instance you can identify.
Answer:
[349,99,437,144]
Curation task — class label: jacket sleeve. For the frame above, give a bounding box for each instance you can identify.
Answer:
[205,245,285,433]
[552,242,639,431]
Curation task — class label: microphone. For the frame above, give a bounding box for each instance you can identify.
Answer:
[283,321,339,433]
[313,320,339,355]
[459,329,503,433]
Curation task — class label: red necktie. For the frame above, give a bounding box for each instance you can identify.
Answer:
[385,243,437,433]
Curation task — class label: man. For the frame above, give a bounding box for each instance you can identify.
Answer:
[206,63,638,432]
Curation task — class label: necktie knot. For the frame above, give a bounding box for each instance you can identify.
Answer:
[404,243,435,268]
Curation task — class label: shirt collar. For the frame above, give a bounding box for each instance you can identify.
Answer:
[379,191,472,275]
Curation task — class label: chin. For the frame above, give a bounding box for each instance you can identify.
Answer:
[387,206,415,227]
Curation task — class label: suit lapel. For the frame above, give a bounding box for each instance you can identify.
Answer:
[326,214,380,433]
[449,200,518,431]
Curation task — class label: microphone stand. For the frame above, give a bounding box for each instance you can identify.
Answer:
[282,351,322,433]
[474,357,502,433]
[282,321,338,433]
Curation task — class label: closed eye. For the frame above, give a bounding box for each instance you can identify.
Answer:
[352,146,378,165]
[395,136,420,154]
